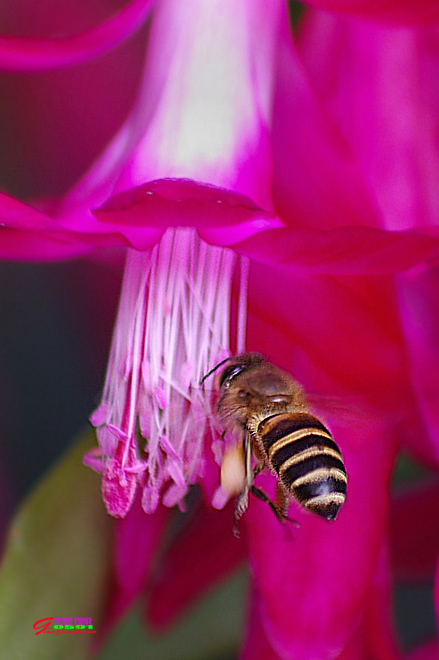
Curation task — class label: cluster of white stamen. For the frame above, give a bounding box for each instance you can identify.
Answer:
[87,228,248,517]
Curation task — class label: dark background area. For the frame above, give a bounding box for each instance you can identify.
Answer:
[0,257,121,543]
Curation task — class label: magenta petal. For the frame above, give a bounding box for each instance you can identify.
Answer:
[0,0,154,72]
[241,574,398,660]
[331,630,370,660]
[271,12,381,233]
[243,566,398,660]
[0,227,93,261]
[405,641,439,660]
[0,192,49,228]
[147,500,246,629]
[301,0,439,25]
[0,193,97,259]
[100,495,169,638]
[247,264,405,395]
[244,415,396,660]
[234,226,439,275]
[94,178,283,248]
[362,545,401,660]
[65,0,281,215]
[0,190,164,259]
[299,14,439,233]
[113,0,281,208]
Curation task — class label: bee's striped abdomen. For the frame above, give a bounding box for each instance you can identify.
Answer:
[258,412,347,521]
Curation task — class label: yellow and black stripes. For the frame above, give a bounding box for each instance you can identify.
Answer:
[258,412,347,521]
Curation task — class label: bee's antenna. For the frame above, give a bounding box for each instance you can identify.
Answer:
[199,357,232,386]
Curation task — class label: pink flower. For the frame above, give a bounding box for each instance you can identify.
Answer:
[297,7,439,656]
[298,10,439,467]
[1,1,439,658]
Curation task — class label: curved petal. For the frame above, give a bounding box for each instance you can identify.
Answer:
[234,226,439,275]
[93,178,283,248]
[0,191,58,230]
[63,0,283,214]
[0,193,92,260]
[243,414,397,660]
[298,13,439,233]
[297,16,439,462]
[0,191,167,260]
[114,0,281,208]
[242,545,399,660]
[0,228,93,261]
[100,495,170,639]
[298,17,439,465]
[0,0,154,71]
[271,10,382,232]
[301,0,439,26]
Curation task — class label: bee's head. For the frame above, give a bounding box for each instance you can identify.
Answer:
[217,353,265,391]
[199,354,265,432]
[203,354,302,433]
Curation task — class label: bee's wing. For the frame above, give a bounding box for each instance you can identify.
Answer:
[305,388,409,443]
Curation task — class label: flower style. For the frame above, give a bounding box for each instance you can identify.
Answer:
[1,1,439,659]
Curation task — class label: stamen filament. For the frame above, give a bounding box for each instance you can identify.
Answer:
[87,227,248,517]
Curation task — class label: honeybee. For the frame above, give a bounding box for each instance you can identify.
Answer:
[203,353,347,530]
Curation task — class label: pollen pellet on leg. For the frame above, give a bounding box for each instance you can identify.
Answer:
[221,443,246,497]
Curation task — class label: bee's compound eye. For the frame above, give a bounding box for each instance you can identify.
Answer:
[219,364,245,389]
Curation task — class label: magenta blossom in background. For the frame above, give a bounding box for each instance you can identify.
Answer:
[299,0,439,25]
[298,10,439,466]
[1,1,439,659]
[297,14,439,654]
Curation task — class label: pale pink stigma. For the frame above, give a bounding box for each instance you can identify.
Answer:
[85,228,248,517]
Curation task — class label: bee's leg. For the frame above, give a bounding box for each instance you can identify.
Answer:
[276,483,300,529]
[250,485,285,523]
[250,484,300,529]
[233,433,252,537]
[276,482,289,518]
[251,442,266,481]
